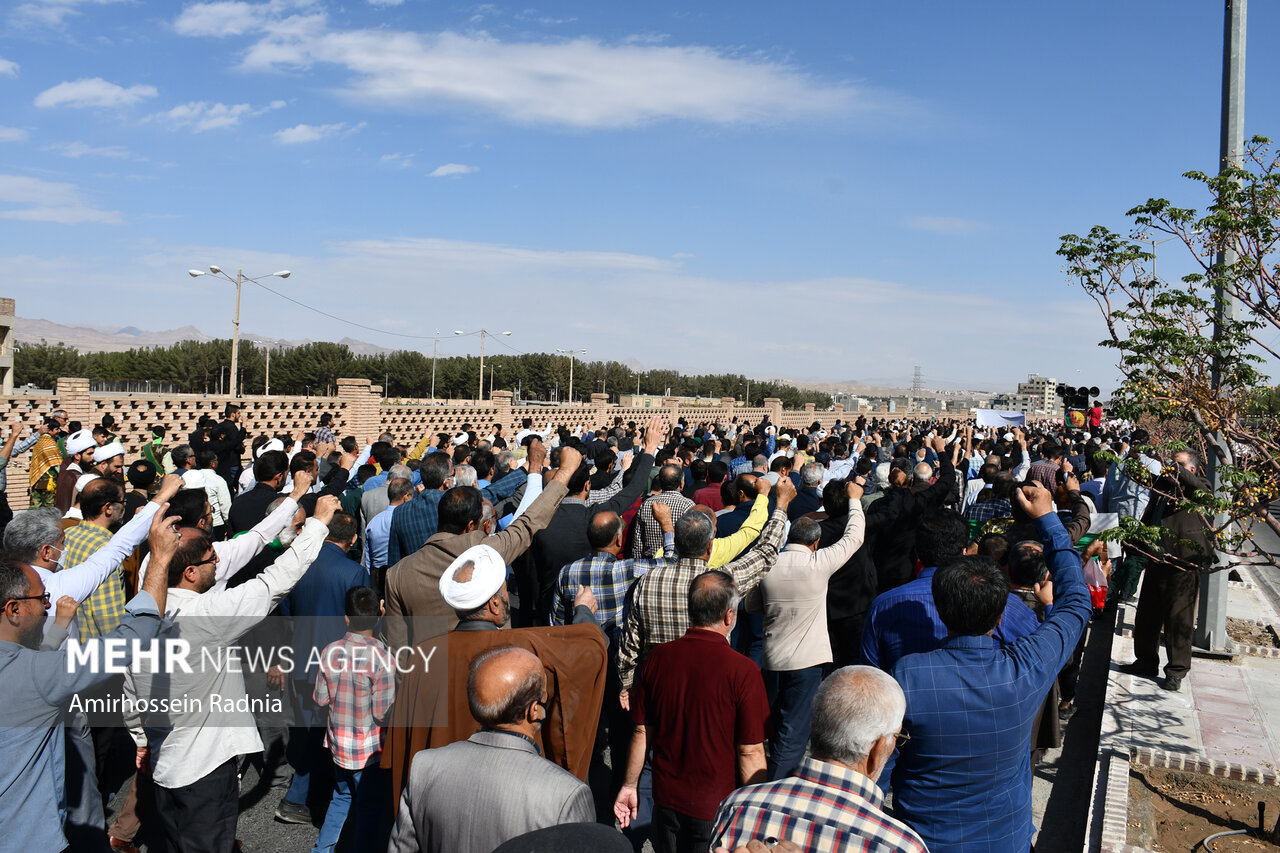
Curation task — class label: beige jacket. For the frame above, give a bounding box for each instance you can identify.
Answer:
[761,504,865,671]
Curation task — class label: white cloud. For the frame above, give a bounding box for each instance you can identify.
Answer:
[0,58,18,76]
[368,0,405,6]
[428,163,477,178]
[380,152,413,168]
[273,120,363,143]
[155,99,284,132]
[0,127,29,142]
[11,0,129,29]
[0,174,122,224]
[34,77,157,109]
[173,4,877,128]
[46,141,131,158]
[905,215,989,235]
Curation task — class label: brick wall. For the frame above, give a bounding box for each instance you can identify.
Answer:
[3,378,872,510]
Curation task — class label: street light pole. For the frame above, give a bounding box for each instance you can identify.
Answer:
[188,265,290,399]
[431,331,440,404]
[557,347,586,404]
[455,329,511,402]
[232,269,243,394]
[265,342,271,396]
[1197,0,1247,656]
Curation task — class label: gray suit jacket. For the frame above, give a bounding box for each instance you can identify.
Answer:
[389,729,594,853]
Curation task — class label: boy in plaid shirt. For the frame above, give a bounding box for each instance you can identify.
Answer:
[312,586,395,852]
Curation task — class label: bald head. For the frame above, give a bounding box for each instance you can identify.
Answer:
[467,646,546,732]
[587,511,624,552]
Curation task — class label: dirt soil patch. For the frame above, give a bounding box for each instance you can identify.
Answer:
[1130,765,1280,851]
[1228,618,1280,649]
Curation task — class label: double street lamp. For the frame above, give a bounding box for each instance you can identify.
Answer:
[188,266,291,397]
[455,328,511,401]
[557,347,586,403]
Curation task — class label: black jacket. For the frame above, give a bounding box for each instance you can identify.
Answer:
[866,456,962,593]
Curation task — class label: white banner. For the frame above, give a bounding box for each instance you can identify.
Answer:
[975,409,1027,428]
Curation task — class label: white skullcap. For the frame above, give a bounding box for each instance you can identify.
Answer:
[74,473,100,495]
[256,438,285,458]
[439,544,506,611]
[93,441,124,463]
[451,432,468,446]
[1002,432,1014,442]
[66,429,96,456]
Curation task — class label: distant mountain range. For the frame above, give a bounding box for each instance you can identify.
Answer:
[14,316,397,356]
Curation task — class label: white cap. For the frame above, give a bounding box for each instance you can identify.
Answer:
[66,429,96,456]
[439,544,506,611]
[74,472,100,495]
[93,441,124,463]
[451,433,468,446]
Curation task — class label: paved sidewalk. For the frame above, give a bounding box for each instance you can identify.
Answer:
[1088,568,1280,852]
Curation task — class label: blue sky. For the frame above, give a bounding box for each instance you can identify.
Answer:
[1,0,1276,390]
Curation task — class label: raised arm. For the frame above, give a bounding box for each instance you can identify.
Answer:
[815,482,866,576]
[213,471,312,584]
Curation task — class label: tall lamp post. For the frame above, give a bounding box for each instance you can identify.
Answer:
[455,329,511,401]
[430,329,441,404]
[189,266,291,398]
[557,347,586,403]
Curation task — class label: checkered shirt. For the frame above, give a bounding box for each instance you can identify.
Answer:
[630,492,694,559]
[65,522,121,642]
[315,424,337,446]
[313,632,396,770]
[964,496,1011,525]
[551,549,674,634]
[711,758,928,853]
[617,508,787,689]
[729,455,753,477]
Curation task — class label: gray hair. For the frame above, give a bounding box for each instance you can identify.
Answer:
[494,450,515,476]
[674,510,715,558]
[171,444,195,468]
[787,516,823,547]
[914,462,934,483]
[801,462,825,486]
[810,666,906,765]
[3,508,64,563]
[0,561,29,606]
[752,454,768,470]
[452,464,478,488]
[388,477,414,503]
[481,500,495,525]
[387,463,413,482]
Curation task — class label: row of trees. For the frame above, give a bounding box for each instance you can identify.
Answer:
[14,339,833,409]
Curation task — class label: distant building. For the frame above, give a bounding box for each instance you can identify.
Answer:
[1013,374,1062,415]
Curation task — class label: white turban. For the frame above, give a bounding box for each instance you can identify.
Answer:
[93,441,124,463]
[256,438,285,458]
[66,429,96,456]
[439,544,506,611]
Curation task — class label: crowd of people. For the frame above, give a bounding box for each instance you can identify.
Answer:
[0,402,1212,853]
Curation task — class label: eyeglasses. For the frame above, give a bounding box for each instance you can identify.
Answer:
[8,592,51,606]
[894,730,911,745]
[191,554,218,569]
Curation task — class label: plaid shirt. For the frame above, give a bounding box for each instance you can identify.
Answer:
[631,492,694,559]
[313,632,396,770]
[711,757,928,853]
[65,522,121,642]
[964,496,1011,525]
[551,542,674,634]
[315,424,337,445]
[618,508,787,689]
[729,455,753,477]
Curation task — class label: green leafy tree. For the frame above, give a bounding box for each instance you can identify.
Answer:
[1058,135,1280,566]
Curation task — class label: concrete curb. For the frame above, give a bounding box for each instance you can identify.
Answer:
[1129,745,1280,786]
